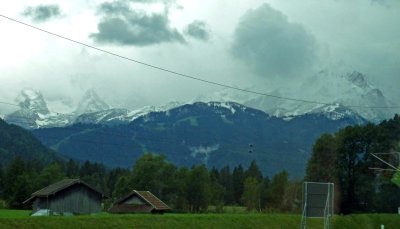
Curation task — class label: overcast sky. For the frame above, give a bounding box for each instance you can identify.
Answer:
[0,0,399,113]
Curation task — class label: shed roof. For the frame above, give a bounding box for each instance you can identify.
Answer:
[116,190,170,211]
[24,179,104,204]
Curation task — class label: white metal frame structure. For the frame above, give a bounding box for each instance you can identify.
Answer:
[369,153,400,172]
[301,182,334,229]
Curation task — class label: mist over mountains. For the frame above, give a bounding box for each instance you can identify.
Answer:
[197,70,398,123]
[3,70,398,129]
[2,69,398,176]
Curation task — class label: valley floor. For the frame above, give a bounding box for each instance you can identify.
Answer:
[0,210,399,229]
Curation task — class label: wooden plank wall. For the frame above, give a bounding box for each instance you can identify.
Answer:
[44,185,102,214]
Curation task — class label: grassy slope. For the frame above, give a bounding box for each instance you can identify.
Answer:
[0,210,399,229]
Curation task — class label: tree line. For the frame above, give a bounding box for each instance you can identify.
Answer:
[0,154,301,213]
[306,114,400,214]
[3,115,400,214]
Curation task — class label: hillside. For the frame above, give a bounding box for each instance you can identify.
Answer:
[32,102,366,177]
[0,118,61,166]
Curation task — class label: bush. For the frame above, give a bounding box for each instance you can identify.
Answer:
[0,199,7,209]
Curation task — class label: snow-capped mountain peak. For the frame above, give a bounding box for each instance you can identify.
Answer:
[5,89,74,129]
[4,88,185,128]
[343,71,369,89]
[75,90,110,115]
[16,89,50,114]
[194,69,398,123]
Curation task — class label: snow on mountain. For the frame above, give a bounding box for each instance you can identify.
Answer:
[73,101,184,125]
[306,103,367,124]
[333,71,396,122]
[74,108,129,125]
[5,69,394,130]
[5,89,74,129]
[75,90,110,115]
[204,101,250,115]
[196,70,397,123]
[16,89,50,114]
[3,88,184,128]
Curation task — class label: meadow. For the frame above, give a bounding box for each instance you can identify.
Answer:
[0,209,399,229]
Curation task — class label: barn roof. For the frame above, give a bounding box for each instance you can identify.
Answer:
[24,179,104,204]
[116,190,170,211]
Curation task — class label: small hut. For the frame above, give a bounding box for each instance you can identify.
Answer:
[24,179,105,215]
[109,190,170,214]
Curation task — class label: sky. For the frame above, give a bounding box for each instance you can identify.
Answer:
[0,0,399,114]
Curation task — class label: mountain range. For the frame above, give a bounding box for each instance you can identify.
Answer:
[2,70,398,176]
[196,71,398,123]
[31,101,366,177]
[4,70,396,128]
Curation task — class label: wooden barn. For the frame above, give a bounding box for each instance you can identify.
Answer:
[109,190,170,214]
[24,179,105,215]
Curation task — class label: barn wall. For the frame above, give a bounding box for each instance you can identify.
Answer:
[33,197,49,212]
[47,184,102,214]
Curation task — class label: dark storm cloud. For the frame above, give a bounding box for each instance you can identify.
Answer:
[98,0,131,16]
[91,0,185,46]
[22,4,61,22]
[231,3,317,78]
[185,20,211,41]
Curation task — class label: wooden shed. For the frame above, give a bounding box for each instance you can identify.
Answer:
[109,190,170,214]
[24,179,105,215]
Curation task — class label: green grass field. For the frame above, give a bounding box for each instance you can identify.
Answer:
[0,209,399,229]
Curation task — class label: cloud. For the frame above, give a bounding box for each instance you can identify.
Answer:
[22,4,61,22]
[231,3,317,79]
[98,0,131,16]
[91,1,185,46]
[185,20,211,41]
[129,0,174,3]
[369,0,397,7]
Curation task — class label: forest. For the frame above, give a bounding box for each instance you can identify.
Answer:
[306,114,400,213]
[1,115,400,214]
[0,155,298,213]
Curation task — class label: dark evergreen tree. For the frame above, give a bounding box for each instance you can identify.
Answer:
[186,165,210,212]
[245,160,263,181]
[306,115,400,214]
[130,153,175,198]
[4,157,33,208]
[209,168,225,212]
[65,159,80,178]
[0,163,4,199]
[107,167,130,198]
[260,176,270,209]
[173,167,190,212]
[267,171,289,210]
[232,165,245,205]
[242,177,261,211]
[38,163,64,188]
[113,175,132,200]
[219,166,234,205]
[306,133,338,182]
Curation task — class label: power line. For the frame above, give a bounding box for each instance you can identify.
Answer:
[8,117,226,154]
[0,101,65,115]
[0,100,181,140]
[1,103,224,146]
[0,101,20,107]
[1,14,399,109]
